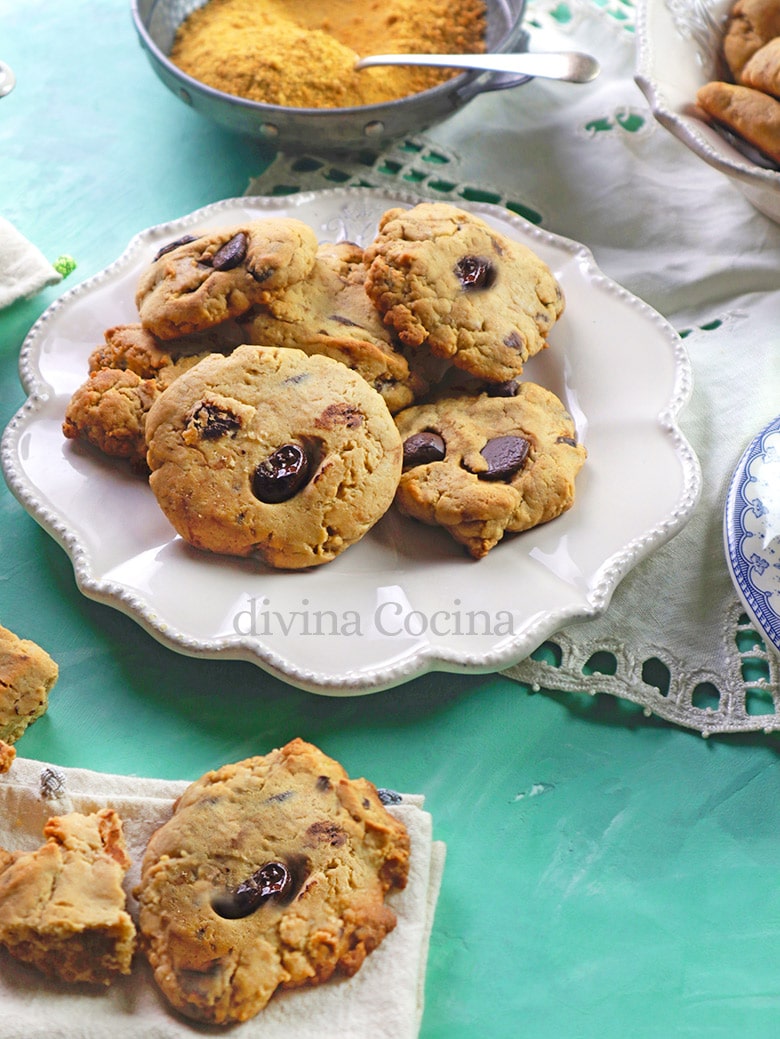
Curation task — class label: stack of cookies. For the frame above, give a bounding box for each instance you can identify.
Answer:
[63,202,586,565]
[696,0,780,165]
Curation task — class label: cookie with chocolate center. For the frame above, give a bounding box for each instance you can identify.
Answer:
[364,202,564,383]
[144,344,403,568]
[394,382,586,558]
[134,739,410,1024]
[135,218,319,339]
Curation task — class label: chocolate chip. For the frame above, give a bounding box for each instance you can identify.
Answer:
[211,232,248,271]
[306,821,347,846]
[503,331,525,352]
[249,265,274,284]
[377,788,403,805]
[402,431,446,468]
[153,234,198,261]
[316,775,331,791]
[476,435,530,480]
[556,435,578,447]
[252,443,312,503]
[330,314,362,327]
[455,255,496,291]
[189,403,242,440]
[315,402,364,430]
[486,379,520,397]
[211,861,292,919]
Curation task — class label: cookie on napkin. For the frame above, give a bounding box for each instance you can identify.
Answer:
[0,755,445,1039]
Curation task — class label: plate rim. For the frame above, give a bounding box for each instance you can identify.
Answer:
[1,186,702,695]
[723,412,780,654]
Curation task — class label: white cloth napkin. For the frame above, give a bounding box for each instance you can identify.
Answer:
[0,216,61,309]
[0,757,445,1039]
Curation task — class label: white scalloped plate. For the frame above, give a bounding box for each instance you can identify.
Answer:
[724,414,780,654]
[0,188,701,694]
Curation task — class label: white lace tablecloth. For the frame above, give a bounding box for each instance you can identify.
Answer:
[246,0,780,735]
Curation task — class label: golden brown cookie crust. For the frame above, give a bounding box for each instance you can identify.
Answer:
[364,202,564,383]
[243,241,429,413]
[723,0,780,80]
[0,808,136,985]
[135,218,319,339]
[0,624,58,745]
[145,344,403,568]
[696,80,780,163]
[394,382,586,558]
[134,738,410,1024]
[740,35,780,97]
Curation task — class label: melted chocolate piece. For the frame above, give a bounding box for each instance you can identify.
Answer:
[377,788,403,805]
[485,379,520,397]
[316,402,363,430]
[474,435,530,481]
[306,821,347,847]
[153,234,198,261]
[455,255,496,291]
[503,331,524,352]
[402,431,446,468]
[556,435,578,447]
[211,861,293,919]
[189,403,242,440]
[211,232,248,271]
[252,443,312,503]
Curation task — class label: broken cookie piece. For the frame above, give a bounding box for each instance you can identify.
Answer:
[0,624,58,746]
[0,808,136,985]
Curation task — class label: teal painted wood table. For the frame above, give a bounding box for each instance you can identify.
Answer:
[2,1,780,1036]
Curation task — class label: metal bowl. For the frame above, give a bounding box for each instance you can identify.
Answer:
[131,0,529,152]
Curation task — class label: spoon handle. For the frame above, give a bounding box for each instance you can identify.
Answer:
[355,51,600,85]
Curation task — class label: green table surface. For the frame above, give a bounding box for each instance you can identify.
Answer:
[2,3,780,1037]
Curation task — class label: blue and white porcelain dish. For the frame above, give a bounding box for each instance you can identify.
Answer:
[724,414,780,654]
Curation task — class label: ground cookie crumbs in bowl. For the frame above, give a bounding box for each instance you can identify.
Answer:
[169,0,487,108]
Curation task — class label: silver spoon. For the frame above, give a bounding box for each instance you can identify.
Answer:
[355,50,600,84]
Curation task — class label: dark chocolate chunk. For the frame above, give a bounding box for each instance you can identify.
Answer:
[475,435,530,480]
[189,402,242,440]
[485,379,520,397]
[211,232,248,271]
[306,821,347,847]
[455,255,496,291]
[211,861,293,919]
[556,435,578,447]
[377,788,403,805]
[402,431,446,468]
[153,234,198,261]
[503,331,525,352]
[252,443,312,503]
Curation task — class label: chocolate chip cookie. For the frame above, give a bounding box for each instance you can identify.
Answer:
[87,321,244,377]
[243,240,431,414]
[63,354,208,470]
[0,623,58,746]
[134,738,410,1024]
[394,381,587,558]
[144,344,403,568]
[135,218,319,339]
[364,202,564,383]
